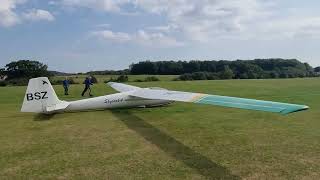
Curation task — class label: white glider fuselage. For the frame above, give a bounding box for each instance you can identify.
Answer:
[65,92,171,112]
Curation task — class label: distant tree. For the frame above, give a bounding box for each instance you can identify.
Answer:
[219,65,234,79]
[130,61,158,74]
[269,71,279,78]
[314,67,320,77]
[87,69,129,75]
[239,73,249,79]
[129,59,316,79]
[184,61,201,73]
[279,73,288,78]
[0,68,6,79]
[5,60,51,80]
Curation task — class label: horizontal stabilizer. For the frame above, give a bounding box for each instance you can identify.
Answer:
[46,101,70,112]
[128,88,309,115]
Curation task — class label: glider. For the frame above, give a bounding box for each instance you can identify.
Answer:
[21,77,309,115]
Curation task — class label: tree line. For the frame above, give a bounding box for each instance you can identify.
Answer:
[0,59,319,86]
[130,59,317,80]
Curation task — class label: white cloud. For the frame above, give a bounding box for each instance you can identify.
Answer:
[147,24,178,33]
[134,30,184,47]
[91,29,184,47]
[134,0,273,42]
[92,30,131,42]
[23,9,55,21]
[54,0,320,41]
[57,0,273,41]
[0,0,55,27]
[0,0,26,27]
[58,0,130,12]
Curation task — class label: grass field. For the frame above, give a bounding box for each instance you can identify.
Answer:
[0,77,319,179]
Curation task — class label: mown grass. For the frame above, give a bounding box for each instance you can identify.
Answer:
[0,78,319,179]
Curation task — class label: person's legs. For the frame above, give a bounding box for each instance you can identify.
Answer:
[81,86,89,96]
[88,86,93,96]
[64,86,68,95]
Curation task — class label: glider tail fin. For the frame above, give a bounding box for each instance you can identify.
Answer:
[21,77,69,113]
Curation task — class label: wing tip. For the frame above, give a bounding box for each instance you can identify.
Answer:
[281,105,309,115]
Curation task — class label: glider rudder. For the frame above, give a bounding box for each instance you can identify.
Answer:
[21,77,69,113]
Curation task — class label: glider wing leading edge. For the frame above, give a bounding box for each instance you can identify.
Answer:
[108,82,141,92]
[120,84,309,115]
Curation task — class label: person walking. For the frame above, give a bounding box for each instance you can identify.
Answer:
[62,77,70,95]
[81,76,93,97]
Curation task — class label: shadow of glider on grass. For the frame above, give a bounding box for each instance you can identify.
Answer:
[21,77,309,115]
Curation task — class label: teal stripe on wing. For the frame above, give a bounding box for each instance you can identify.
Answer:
[194,95,309,115]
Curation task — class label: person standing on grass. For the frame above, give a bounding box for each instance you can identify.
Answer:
[62,77,70,95]
[81,76,93,97]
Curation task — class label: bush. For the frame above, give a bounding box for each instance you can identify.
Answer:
[144,76,160,82]
[206,72,220,80]
[177,71,227,81]
[191,72,207,80]
[178,73,193,81]
[177,72,220,81]
[132,76,160,82]
[51,78,78,85]
[7,78,29,86]
[105,75,129,83]
[134,79,144,82]
[0,81,7,87]
[116,75,128,82]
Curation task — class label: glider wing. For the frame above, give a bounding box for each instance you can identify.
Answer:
[128,88,309,115]
[107,82,141,92]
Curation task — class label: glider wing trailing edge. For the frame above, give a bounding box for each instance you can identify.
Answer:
[128,88,309,115]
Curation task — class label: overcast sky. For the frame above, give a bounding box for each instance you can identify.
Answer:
[0,0,320,72]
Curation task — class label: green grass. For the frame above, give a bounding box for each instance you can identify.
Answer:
[0,78,320,179]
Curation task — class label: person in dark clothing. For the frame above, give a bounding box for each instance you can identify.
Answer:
[81,76,93,97]
[62,77,70,95]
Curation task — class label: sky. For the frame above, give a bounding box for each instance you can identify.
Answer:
[0,0,320,73]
